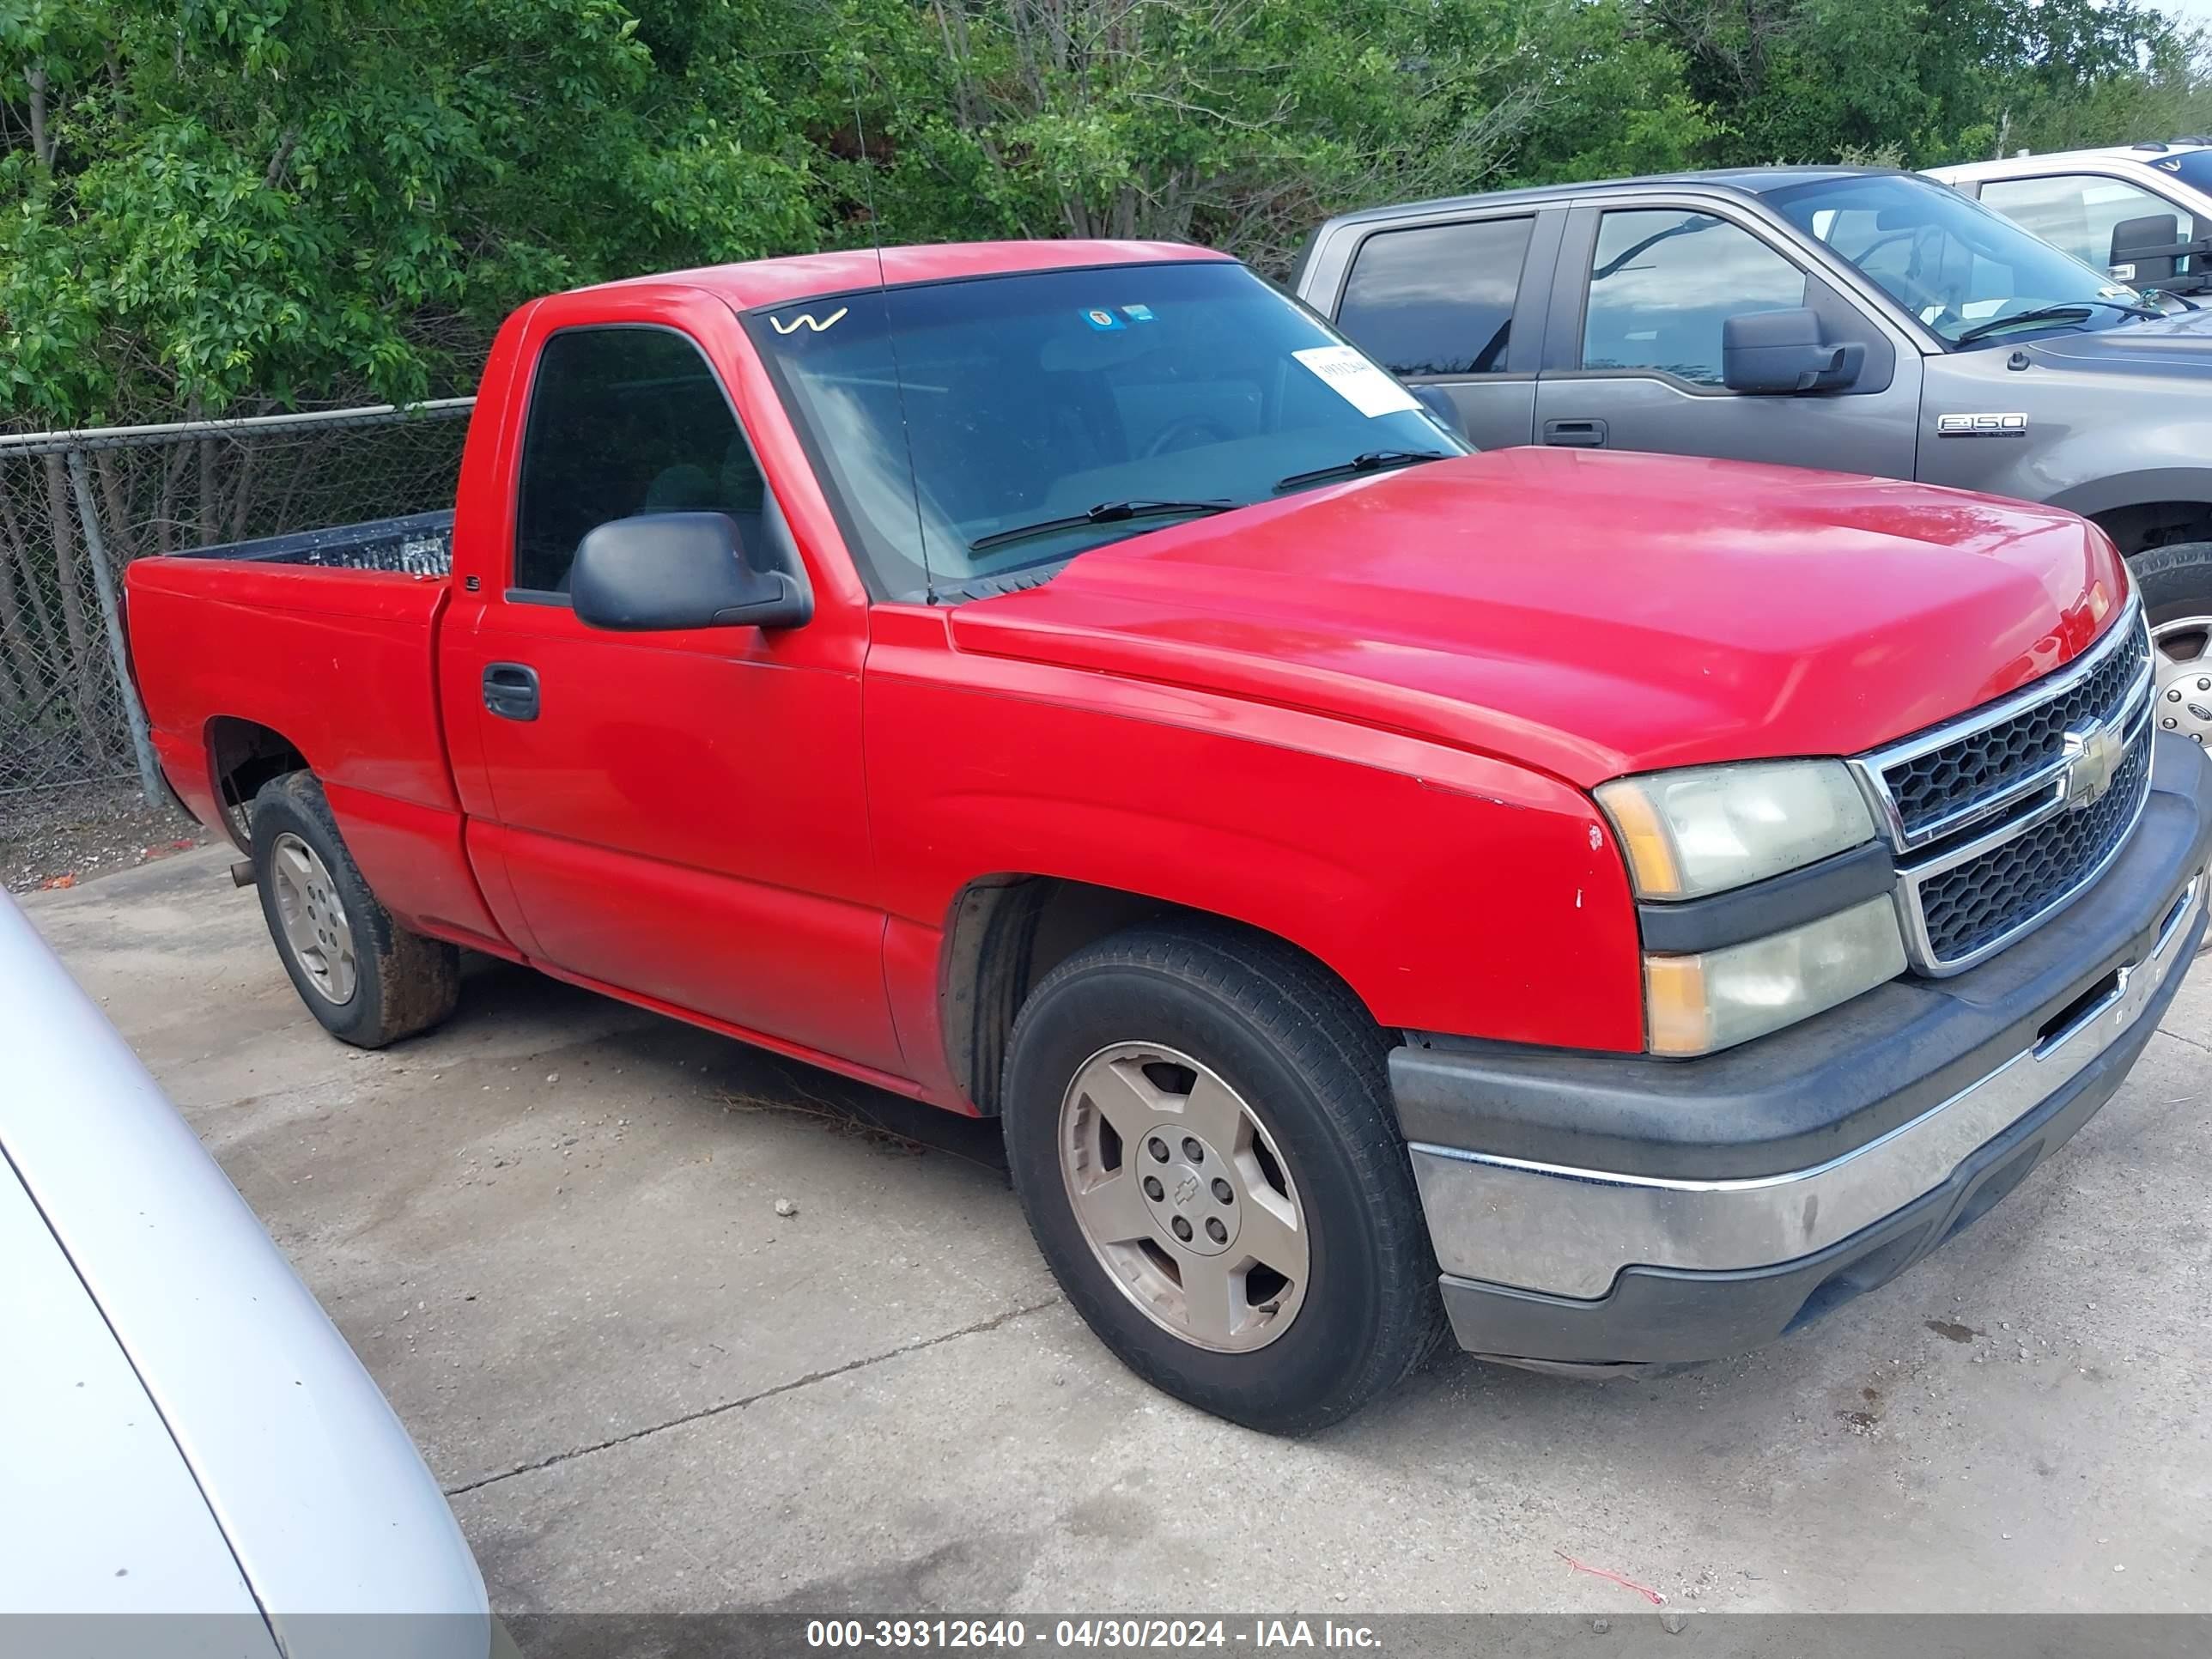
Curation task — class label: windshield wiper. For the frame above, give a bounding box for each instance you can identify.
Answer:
[1273,449,1448,492]
[1954,297,2161,345]
[968,498,1237,553]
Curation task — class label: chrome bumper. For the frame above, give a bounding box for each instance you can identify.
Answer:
[1408,867,2203,1301]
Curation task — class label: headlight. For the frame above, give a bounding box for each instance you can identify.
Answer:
[1596,760,1877,899]
[1645,895,1905,1054]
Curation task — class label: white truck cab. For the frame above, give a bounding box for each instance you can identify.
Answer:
[1927,141,2212,293]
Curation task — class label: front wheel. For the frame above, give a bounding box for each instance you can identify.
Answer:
[1002,924,1444,1434]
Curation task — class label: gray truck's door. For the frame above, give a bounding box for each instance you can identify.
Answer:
[1533,198,1923,478]
[1321,206,1565,450]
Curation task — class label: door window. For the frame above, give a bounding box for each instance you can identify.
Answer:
[1978,173,2191,274]
[1334,217,1536,377]
[513,327,765,594]
[1580,210,1808,386]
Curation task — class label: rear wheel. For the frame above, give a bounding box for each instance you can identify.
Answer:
[1002,923,1444,1433]
[250,772,459,1048]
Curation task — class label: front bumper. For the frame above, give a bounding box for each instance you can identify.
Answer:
[1393,732,2212,1369]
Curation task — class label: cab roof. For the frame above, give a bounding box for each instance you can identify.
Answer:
[1931,142,2212,182]
[1313,166,1904,233]
[581,240,1232,314]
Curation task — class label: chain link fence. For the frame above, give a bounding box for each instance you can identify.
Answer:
[0,400,474,884]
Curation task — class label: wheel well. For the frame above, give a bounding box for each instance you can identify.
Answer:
[206,718,307,846]
[939,875,1373,1115]
[2088,501,2212,559]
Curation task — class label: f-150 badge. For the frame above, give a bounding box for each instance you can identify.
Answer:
[1936,412,2028,436]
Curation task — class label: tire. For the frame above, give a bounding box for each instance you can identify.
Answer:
[249,771,459,1048]
[1001,922,1445,1434]
[2133,539,2212,641]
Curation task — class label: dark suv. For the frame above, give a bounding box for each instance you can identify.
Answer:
[1294,167,2212,729]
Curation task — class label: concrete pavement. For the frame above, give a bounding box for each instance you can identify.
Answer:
[24,845,2212,1614]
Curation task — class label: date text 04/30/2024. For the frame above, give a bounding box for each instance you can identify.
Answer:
[804,1620,1383,1650]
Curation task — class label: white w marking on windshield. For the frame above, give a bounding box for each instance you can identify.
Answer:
[769,307,849,335]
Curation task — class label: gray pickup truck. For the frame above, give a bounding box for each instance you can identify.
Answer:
[1294,167,2212,730]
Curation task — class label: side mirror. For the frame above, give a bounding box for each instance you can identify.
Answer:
[1722,307,1865,395]
[2110,212,2182,284]
[570,512,811,632]
[1411,384,1465,438]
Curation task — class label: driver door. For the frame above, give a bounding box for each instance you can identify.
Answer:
[1534,198,1922,480]
[447,311,903,1075]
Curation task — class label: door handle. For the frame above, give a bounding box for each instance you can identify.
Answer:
[1542,418,1607,447]
[483,662,540,722]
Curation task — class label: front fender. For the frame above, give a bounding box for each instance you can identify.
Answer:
[2044,466,2212,527]
[866,636,1646,1056]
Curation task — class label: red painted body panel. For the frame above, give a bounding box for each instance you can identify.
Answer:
[124,559,484,938]
[863,606,1646,1051]
[121,240,2130,1092]
[952,448,2130,791]
[600,240,1231,313]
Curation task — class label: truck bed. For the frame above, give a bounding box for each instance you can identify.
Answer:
[176,511,455,578]
[124,521,499,945]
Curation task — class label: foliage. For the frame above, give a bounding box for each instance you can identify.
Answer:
[2,0,2208,424]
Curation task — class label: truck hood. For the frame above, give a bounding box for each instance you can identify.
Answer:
[950,447,2126,788]
[2025,303,2212,378]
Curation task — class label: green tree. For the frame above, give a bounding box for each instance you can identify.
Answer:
[0,0,823,424]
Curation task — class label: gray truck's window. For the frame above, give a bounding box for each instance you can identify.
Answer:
[513,327,765,594]
[1334,218,1534,377]
[1978,173,2191,274]
[1581,210,1807,386]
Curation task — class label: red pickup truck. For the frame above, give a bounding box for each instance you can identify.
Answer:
[127,241,2211,1432]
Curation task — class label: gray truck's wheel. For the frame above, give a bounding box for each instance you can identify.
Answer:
[1001,923,1444,1434]
[2142,542,2212,768]
[250,772,459,1048]
[2135,540,2212,702]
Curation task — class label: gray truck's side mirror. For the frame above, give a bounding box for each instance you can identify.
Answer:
[1722,307,1865,395]
[2110,212,2182,284]
[570,512,811,631]
[1411,384,1466,439]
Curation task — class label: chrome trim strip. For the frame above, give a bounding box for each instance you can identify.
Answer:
[1848,595,2148,854]
[1407,871,2202,1300]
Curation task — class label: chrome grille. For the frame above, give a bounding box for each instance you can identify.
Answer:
[1912,729,2150,963]
[1853,601,2155,975]
[1881,620,2151,845]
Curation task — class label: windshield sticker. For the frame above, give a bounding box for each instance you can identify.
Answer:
[1292,345,1421,419]
[769,307,848,336]
[1121,304,1157,323]
[1081,307,1127,331]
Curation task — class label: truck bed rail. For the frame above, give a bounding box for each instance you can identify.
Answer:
[177,511,454,577]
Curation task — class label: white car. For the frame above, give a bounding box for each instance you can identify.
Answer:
[0,893,492,1658]
[1928,140,2211,289]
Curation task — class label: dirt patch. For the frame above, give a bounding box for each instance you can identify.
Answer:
[2,779,210,894]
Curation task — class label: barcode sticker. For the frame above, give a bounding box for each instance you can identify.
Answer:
[1292,345,1421,418]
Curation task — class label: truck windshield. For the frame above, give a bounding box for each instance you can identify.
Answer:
[748,260,1463,600]
[1768,173,2153,349]
[2150,148,2212,194]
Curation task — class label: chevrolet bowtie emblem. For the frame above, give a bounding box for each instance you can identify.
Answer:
[2061,720,2122,811]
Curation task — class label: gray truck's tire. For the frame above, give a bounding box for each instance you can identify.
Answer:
[2134,540,2212,639]
[1001,922,1445,1434]
[249,772,459,1048]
